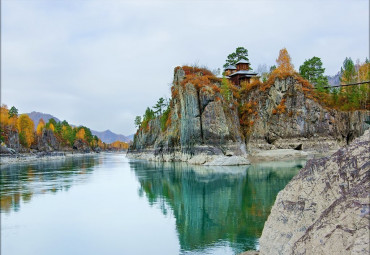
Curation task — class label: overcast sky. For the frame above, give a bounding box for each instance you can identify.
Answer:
[2,0,368,135]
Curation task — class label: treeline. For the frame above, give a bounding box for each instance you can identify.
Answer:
[0,105,128,152]
[220,47,370,135]
[134,97,171,133]
[252,49,369,111]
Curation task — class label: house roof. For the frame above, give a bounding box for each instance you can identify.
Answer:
[228,70,258,77]
[224,65,236,70]
[236,59,250,65]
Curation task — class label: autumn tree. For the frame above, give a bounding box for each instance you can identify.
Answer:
[357,61,370,82]
[223,47,249,68]
[0,105,18,130]
[36,119,45,135]
[17,114,35,148]
[299,56,328,91]
[61,121,75,145]
[76,128,86,140]
[275,48,295,74]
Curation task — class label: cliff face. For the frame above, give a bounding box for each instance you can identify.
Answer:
[130,68,246,163]
[128,67,369,163]
[245,77,368,151]
[259,129,370,254]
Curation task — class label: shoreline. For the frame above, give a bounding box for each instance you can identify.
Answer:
[126,148,334,165]
[0,151,101,165]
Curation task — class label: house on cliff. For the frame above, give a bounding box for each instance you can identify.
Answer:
[224,59,258,86]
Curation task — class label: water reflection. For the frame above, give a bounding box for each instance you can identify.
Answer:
[0,156,100,213]
[130,160,305,253]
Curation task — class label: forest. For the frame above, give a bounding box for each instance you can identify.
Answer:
[0,106,129,152]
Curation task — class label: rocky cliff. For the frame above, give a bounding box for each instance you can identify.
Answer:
[128,67,369,164]
[244,76,368,152]
[129,67,247,164]
[258,129,369,254]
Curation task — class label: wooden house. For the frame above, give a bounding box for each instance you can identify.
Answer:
[226,59,258,86]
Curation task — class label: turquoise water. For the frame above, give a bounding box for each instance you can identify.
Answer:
[0,154,304,255]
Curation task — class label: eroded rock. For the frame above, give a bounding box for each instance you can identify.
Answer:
[259,130,370,255]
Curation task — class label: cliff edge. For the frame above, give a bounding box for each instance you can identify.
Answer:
[128,66,369,164]
[258,129,370,254]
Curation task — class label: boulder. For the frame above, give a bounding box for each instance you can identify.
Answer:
[259,130,370,254]
[73,139,90,153]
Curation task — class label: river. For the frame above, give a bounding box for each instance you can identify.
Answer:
[0,153,305,255]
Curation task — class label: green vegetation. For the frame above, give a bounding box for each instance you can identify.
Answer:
[0,104,127,151]
[8,106,18,118]
[135,97,171,133]
[153,97,166,115]
[160,106,171,131]
[223,47,249,68]
[299,56,328,91]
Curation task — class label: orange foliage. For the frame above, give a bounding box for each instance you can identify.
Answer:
[0,105,18,130]
[17,114,35,147]
[109,141,129,150]
[36,119,45,135]
[176,66,221,94]
[211,84,221,93]
[76,128,85,140]
[240,79,262,96]
[165,115,172,127]
[239,101,258,135]
[358,62,370,82]
[272,98,287,115]
[171,86,179,98]
[276,48,295,74]
[175,65,214,76]
[181,74,211,90]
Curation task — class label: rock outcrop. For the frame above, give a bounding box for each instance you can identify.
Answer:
[245,77,368,152]
[129,67,247,164]
[34,129,61,151]
[128,67,369,164]
[258,130,370,254]
[1,126,20,153]
[73,139,91,153]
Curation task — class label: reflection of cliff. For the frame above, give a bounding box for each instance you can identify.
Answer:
[0,156,100,213]
[131,160,304,252]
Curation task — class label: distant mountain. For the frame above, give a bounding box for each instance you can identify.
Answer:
[91,130,132,143]
[327,72,341,87]
[27,111,61,128]
[26,111,133,142]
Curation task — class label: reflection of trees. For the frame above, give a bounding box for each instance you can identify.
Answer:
[131,160,305,253]
[0,156,99,213]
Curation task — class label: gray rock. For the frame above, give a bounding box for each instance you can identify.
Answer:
[128,68,368,164]
[203,155,250,166]
[35,129,60,151]
[259,130,370,255]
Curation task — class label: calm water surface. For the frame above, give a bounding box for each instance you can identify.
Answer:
[0,153,305,255]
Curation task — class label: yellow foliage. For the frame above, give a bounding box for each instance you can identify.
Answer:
[275,48,295,75]
[0,105,18,130]
[48,123,55,132]
[17,114,35,148]
[358,62,370,82]
[109,141,129,150]
[36,119,45,135]
[76,128,85,140]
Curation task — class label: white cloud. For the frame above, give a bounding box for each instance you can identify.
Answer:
[2,0,368,134]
